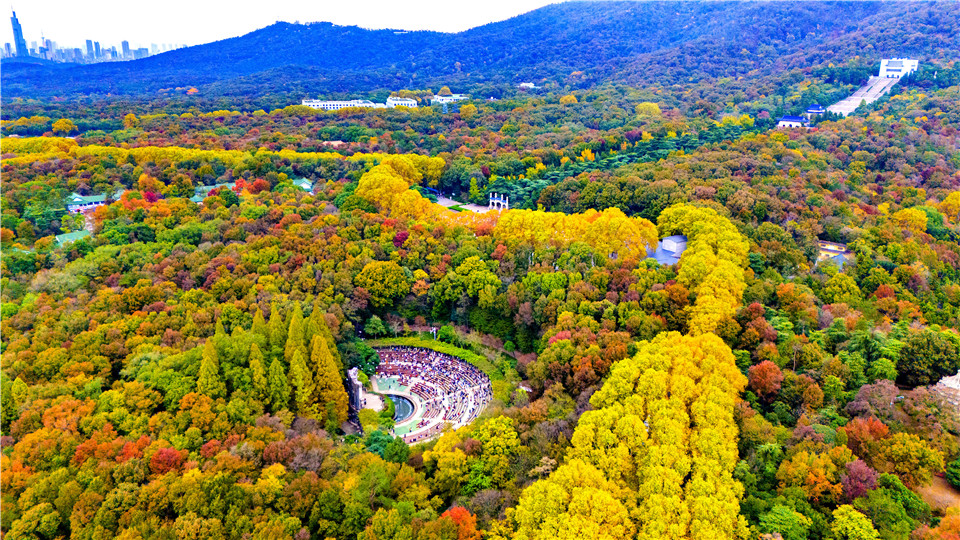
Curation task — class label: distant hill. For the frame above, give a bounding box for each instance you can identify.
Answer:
[3,1,957,101]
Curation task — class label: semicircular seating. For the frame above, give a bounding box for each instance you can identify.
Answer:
[373,346,493,443]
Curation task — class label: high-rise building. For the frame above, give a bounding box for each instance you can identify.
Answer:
[86,39,94,58]
[4,43,11,57]
[121,40,130,57]
[94,41,100,58]
[10,11,28,57]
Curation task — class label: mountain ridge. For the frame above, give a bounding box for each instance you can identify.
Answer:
[3,1,957,101]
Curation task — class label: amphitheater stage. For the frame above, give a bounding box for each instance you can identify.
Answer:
[370,346,493,444]
[370,375,428,438]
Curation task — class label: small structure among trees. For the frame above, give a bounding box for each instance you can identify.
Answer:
[488,192,509,211]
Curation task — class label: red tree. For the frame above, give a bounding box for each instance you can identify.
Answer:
[840,416,890,459]
[441,507,482,540]
[748,360,784,400]
[150,447,186,475]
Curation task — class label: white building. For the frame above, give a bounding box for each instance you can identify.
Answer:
[66,193,107,213]
[431,94,469,104]
[777,115,810,128]
[386,96,418,108]
[301,99,386,111]
[518,82,537,89]
[663,235,687,254]
[879,58,919,79]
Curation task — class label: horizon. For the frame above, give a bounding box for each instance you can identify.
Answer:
[3,0,558,52]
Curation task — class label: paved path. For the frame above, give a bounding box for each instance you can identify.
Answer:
[360,390,383,412]
[435,196,461,208]
[436,195,493,214]
[827,76,899,117]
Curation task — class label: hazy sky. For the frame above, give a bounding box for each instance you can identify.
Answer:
[5,0,558,50]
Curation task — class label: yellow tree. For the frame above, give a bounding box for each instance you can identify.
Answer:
[123,113,140,129]
[310,336,348,426]
[553,332,748,540]
[657,204,749,335]
[460,103,478,121]
[308,303,342,372]
[890,208,928,235]
[354,261,410,308]
[938,191,960,223]
[51,118,77,135]
[513,459,635,540]
[284,305,307,365]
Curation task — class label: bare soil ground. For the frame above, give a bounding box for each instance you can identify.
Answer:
[919,476,960,512]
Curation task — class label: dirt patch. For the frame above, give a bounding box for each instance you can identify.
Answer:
[918,476,960,512]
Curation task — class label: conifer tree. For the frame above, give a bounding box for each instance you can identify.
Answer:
[3,375,23,429]
[197,340,226,399]
[249,342,268,401]
[11,376,28,407]
[267,358,290,412]
[310,335,349,426]
[314,311,343,372]
[284,306,307,365]
[252,308,268,341]
[213,318,231,359]
[268,303,285,360]
[305,301,322,346]
[289,349,316,417]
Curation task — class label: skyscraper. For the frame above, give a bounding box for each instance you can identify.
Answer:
[86,39,94,58]
[10,11,28,57]
[121,40,130,58]
[94,41,101,58]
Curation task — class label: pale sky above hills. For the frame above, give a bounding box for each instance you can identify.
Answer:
[5,0,558,52]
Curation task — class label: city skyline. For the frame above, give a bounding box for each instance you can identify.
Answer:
[3,0,557,53]
[4,11,183,63]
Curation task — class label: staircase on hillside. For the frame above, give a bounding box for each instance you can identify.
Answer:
[827,76,900,117]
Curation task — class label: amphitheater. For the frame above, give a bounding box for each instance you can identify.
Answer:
[370,346,492,443]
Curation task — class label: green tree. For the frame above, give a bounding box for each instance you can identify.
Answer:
[823,273,862,305]
[759,505,812,540]
[896,329,959,387]
[289,349,315,417]
[365,315,388,338]
[268,304,286,359]
[469,177,483,204]
[947,457,960,489]
[267,358,290,411]
[437,325,457,343]
[11,376,29,409]
[249,342,268,401]
[252,308,268,340]
[1,372,19,430]
[197,340,226,399]
[831,505,880,540]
